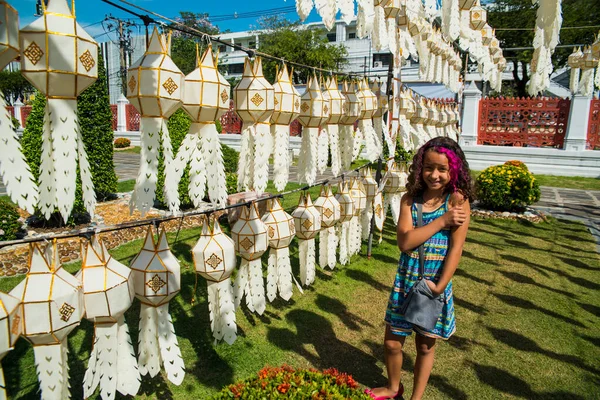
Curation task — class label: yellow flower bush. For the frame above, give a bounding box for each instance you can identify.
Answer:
[476,163,541,211]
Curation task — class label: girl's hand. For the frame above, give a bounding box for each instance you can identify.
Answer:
[442,206,467,228]
[425,280,443,296]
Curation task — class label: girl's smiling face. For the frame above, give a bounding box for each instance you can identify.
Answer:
[422,150,450,191]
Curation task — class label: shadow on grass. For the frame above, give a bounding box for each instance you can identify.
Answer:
[370,252,399,266]
[497,270,577,299]
[579,334,600,347]
[502,254,553,278]
[471,362,587,399]
[577,302,600,317]
[461,249,499,266]
[493,294,586,328]
[266,309,384,386]
[453,296,488,315]
[447,335,493,353]
[453,268,494,286]
[315,294,373,331]
[488,327,600,376]
[556,256,600,271]
[345,269,390,292]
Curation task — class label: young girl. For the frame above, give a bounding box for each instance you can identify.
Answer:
[366,137,473,400]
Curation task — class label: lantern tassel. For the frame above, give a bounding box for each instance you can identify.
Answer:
[83,341,99,398]
[188,132,207,208]
[339,125,354,171]
[317,128,329,175]
[372,5,388,51]
[339,0,355,25]
[38,103,56,219]
[233,259,250,311]
[253,123,272,195]
[362,119,379,162]
[237,124,255,192]
[299,239,316,286]
[34,343,69,400]
[570,67,581,94]
[327,124,341,176]
[267,251,278,302]
[208,279,237,345]
[272,124,291,191]
[299,127,319,185]
[0,94,38,214]
[319,229,328,269]
[338,221,350,266]
[131,118,161,216]
[199,122,228,206]
[138,304,161,378]
[76,127,96,217]
[161,121,180,213]
[276,247,294,301]
[387,18,397,56]
[579,69,595,96]
[157,303,185,385]
[248,259,267,314]
[116,315,141,396]
[362,202,373,240]
[390,193,402,225]
[97,323,119,400]
[352,127,364,161]
[173,134,195,183]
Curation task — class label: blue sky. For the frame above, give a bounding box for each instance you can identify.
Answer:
[14,0,323,41]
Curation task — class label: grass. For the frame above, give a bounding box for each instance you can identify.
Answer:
[114,146,141,154]
[2,208,599,399]
[471,170,600,191]
[117,179,136,193]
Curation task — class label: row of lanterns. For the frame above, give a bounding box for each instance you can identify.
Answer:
[567,33,600,96]
[0,161,412,399]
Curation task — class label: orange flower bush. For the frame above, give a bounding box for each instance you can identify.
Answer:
[212,365,370,399]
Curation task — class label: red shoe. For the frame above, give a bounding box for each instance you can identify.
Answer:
[364,384,404,400]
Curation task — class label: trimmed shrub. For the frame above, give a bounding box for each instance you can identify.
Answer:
[212,365,370,399]
[114,137,131,148]
[0,198,21,241]
[476,163,541,211]
[225,172,237,194]
[221,142,239,173]
[504,160,529,171]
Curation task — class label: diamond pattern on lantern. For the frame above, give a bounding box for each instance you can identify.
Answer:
[295,99,300,110]
[251,93,264,106]
[301,102,310,112]
[302,219,313,230]
[206,253,223,270]
[146,274,167,293]
[240,237,254,251]
[375,204,383,218]
[289,220,296,234]
[221,89,229,104]
[268,226,275,238]
[79,49,95,72]
[163,77,179,95]
[59,303,76,322]
[24,42,43,65]
[323,208,333,219]
[274,97,279,106]
[128,75,137,93]
[324,105,329,114]
[11,315,20,335]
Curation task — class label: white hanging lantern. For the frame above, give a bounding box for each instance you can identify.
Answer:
[481,24,494,45]
[397,88,414,150]
[357,0,376,39]
[193,216,237,344]
[568,47,583,94]
[261,198,296,301]
[360,166,379,241]
[297,74,329,185]
[10,242,83,399]
[371,80,390,159]
[292,193,322,286]
[0,2,38,214]
[357,79,381,162]
[79,237,140,399]
[411,97,429,147]
[459,0,478,10]
[470,3,487,31]
[271,64,301,191]
[179,45,231,209]
[0,290,21,400]
[130,227,184,385]
[334,181,355,265]
[127,27,184,216]
[317,78,332,175]
[348,178,367,255]
[314,184,341,270]
[20,0,97,221]
[382,161,407,224]
[339,81,361,171]
[426,100,440,139]
[232,202,268,314]
[234,57,275,194]
[322,76,345,176]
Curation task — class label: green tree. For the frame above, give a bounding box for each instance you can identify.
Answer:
[253,16,348,83]
[0,70,33,104]
[488,0,599,97]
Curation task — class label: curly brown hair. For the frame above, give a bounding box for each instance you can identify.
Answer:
[406,137,474,201]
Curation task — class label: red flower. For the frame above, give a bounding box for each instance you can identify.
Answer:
[277,383,291,394]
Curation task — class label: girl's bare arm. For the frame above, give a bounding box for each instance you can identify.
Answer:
[396,193,447,252]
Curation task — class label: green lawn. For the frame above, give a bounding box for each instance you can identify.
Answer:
[114,146,141,154]
[117,179,136,193]
[1,209,599,399]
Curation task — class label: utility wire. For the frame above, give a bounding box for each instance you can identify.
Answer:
[495,25,600,31]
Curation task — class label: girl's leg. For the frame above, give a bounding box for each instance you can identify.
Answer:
[411,333,437,400]
[370,325,407,397]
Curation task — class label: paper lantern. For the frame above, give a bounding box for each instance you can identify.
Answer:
[339,81,361,171]
[322,76,345,176]
[10,242,83,399]
[316,79,332,175]
[470,4,487,31]
[410,97,429,148]
[232,202,268,314]
[568,47,583,93]
[459,0,478,10]
[193,215,237,344]
[130,227,184,385]
[481,24,494,45]
[334,182,355,265]
[177,45,231,209]
[271,64,300,191]
[314,184,341,270]
[384,0,402,54]
[426,101,440,139]
[20,0,97,221]
[0,1,38,214]
[0,291,21,399]
[127,27,183,215]
[397,88,413,151]
[384,161,407,194]
[347,178,367,255]
[356,80,380,163]
[293,193,322,286]
[261,198,296,301]
[297,74,328,185]
[373,191,385,233]
[235,57,274,194]
[360,166,379,241]
[78,236,140,399]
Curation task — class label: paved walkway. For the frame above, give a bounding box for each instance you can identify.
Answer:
[2,152,599,248]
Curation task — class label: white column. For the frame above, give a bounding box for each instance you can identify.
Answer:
[13,99,23,125]
[459,81,481,147]
[564,93,592,151]
[116,94,128,132]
